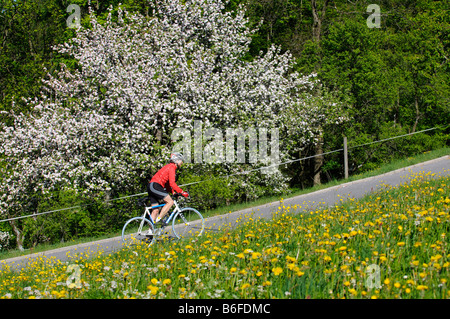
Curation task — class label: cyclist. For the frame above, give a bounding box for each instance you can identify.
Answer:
[147,152,189,225]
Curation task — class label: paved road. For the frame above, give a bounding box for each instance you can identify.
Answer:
[1,155,449,271]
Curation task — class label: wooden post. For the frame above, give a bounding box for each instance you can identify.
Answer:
[343,136,349,179]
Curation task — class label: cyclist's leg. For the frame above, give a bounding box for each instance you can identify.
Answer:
[148,182,170,221]
[150,201,160,221]
[147,183,161,221]
[156,195,174,222]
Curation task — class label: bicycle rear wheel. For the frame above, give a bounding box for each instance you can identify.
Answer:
[172,207,205,239]
[122,216,155,246]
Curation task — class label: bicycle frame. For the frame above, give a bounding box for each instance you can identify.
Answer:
[136,199,182,235]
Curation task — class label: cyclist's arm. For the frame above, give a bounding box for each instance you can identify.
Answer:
[168,165,183,194]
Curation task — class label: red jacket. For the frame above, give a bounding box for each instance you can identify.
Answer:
[150,163,183,194]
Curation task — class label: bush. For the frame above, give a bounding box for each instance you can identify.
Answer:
[15,190,139,249]
[179,164,290,211]
[343,122,448,175]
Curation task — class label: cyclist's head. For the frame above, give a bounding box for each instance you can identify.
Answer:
[170,152,184,168]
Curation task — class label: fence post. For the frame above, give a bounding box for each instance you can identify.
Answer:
[344,136,349,179]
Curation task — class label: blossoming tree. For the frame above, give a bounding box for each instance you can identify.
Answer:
[0,0,346,249]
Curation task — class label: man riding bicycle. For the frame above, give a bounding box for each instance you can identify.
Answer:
[147,152,189,225]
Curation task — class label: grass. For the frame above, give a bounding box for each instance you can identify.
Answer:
[0,147,448,261]
[0,170,448,299]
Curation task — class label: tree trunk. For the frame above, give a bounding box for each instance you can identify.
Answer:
[310,0,328,185]
[10,220,24,251]
[312,16,322,42]
[311,0,329,42]
[313,134,323,186]
[412,96,420,133]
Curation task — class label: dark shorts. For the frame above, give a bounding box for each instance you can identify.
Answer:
[147,182,169,206]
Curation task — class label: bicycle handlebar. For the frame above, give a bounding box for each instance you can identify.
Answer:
[173,191,189,199]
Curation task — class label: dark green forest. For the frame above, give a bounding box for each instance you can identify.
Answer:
[0,0,448,250]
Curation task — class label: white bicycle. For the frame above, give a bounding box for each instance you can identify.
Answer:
[121,192,205,246]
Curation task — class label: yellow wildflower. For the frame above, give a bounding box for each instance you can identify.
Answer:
[272,267,283,276]
[416,285,428,291]
[147,285,159,295]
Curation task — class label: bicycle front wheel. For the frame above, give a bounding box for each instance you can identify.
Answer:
[122,216,155,246]
[172,207,205,239]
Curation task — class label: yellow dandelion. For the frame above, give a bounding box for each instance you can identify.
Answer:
[416,285,428,291]
[348,288,357,296]
[241,283,251,290]
[287,263,296,270]
[272,267,283,276]
[251,252,262,259]
[286,256,297,262]
[147,285,159,295]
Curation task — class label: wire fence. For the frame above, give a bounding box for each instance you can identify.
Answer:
[0,125,447,223]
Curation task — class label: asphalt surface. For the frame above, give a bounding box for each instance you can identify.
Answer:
[1,155,449,271]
